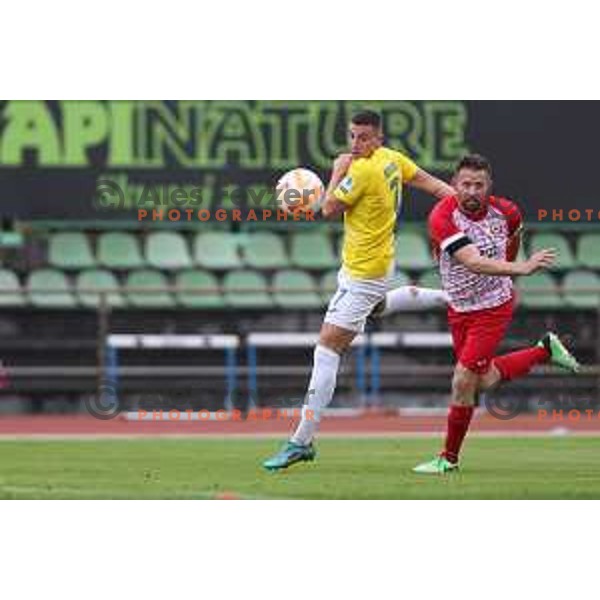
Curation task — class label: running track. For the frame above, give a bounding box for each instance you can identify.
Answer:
[1,412,600,438]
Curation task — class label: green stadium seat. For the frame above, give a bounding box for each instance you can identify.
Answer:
[0,231,24,248]
[528,233,574,270]
[395,231,432,270]
[273,269,321,309]
[418,270,442,289]
[76,269,126,308]
[125,270,174,308]
[517,272,562,309]
[27,269,77,307]
[146,232,192,269]
[0,269,25,306]
[48,232,96,269]
[97,232,145,269]
[576,233,600,269]
[242,232,289,269]
[194,232,242,269]
[320,269,339,302]
[290,232,337,270]
[223,270,272,309]
[176,270,224,309]
[562,270,600,309]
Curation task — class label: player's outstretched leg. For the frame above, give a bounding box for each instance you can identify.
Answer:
[262,340,344,472]
[481,331,580,392]
[370,285,448,318]
[412,332,581,475]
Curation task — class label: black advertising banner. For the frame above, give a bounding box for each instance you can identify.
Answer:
[0,100,597,222]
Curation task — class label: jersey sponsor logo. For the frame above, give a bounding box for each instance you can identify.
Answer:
[490,223,503,235]
[384,162,398,179]
[339,176,353,194]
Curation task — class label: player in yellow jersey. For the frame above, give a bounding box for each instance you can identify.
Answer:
[263,110,454,471]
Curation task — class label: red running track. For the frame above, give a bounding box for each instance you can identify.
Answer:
[1,411,600,438]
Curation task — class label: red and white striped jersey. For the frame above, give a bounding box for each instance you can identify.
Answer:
[428,195,522,313]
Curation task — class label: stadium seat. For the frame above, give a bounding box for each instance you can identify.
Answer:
[223,270,272,309]
[145,232,192,269]
[320,269,339,302]
[0,269,25,306]
[76,269,126,308]
[97,232,145,269]
[576,233,600,269]
[176,270,224,309]
[242,232,290,269]
[48,232,96,269]
[395,231,432,270]
[125,270,174,308]
[290,232,338,270]
[273,270,321,309]
[528,233,574,270]
[27,269,77,307]
[194,232,242,269]
[516,272,562,309]
[562,270,600,309]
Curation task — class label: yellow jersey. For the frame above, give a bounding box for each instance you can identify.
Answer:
[333,146,418,279]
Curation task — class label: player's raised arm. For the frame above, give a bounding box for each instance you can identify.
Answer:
[321,153,353,219]
[408,168,455,200]
[453,243,556,276]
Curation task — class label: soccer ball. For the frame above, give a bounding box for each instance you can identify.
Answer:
[276,168,324,214]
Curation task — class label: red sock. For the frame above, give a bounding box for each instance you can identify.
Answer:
[493,346,549,381]
[441,404,474,464]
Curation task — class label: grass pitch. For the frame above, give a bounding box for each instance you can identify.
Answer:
[1,436,600,499]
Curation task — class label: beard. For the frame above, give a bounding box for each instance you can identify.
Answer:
[462,196,483,213]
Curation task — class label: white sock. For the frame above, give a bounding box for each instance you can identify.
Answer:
[291,344,340,446]
[382,286,448,316]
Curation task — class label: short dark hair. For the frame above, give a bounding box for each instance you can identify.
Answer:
[351,110,382,129]
[455,154,492,177]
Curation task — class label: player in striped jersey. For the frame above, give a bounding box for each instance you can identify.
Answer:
[412,154,580,474]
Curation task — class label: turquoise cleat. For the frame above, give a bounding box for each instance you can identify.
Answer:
[262,441,316,471]
[412,456,459,474]
[538,332,580,373]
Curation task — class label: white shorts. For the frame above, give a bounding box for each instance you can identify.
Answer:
[324,268,392,333]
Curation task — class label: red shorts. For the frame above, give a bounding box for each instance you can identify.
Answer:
[447,297,514,374]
